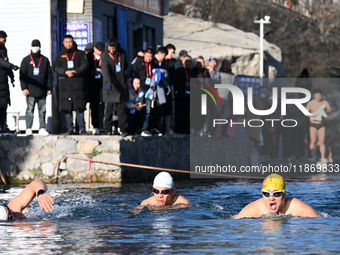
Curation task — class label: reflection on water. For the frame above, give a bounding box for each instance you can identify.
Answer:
[0,178,339,254]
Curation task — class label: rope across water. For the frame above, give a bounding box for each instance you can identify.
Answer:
[49,155,340,184]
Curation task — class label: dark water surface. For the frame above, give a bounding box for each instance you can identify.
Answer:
[1,178,339,254]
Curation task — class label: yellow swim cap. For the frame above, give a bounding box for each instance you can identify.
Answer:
[262,174,285,191]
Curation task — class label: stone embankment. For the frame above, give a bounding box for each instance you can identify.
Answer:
[0,135,255,184]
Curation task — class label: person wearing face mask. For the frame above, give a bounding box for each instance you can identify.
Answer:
[0,30,19,134]
[20,39,52,136]
[53,34,89,135]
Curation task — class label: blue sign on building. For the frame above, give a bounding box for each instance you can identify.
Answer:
[236,75,264,96]
[61,22,91,51]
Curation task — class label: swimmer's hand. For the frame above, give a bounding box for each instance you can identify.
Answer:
[310,104,327,121]
[37,193,54,212]
[129,205,146,214]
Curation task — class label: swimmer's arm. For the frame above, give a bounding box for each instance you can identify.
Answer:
[324,101,332,114]
[140,197,153,206]
[129,197,154,213]
[173,195,191,205]
[305,101,312,116]
[290,199,321,218]
[234,200,261,219]
[7,179,54,213]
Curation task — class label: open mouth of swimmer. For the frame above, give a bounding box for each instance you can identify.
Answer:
[270,202,277,211]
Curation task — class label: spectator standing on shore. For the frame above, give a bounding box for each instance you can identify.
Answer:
[86,42,105,135]
[295,68,313,158]
[53,35,89,135]
[174,49,188,69]
[191,56,210,135]
[101,37,128,136]
[142,46,169,136]
[218,59,236,137]
[208,56,220,80]
[163,44,177,135]
[126,77,144,135]
[0,30,19,134]
[20,39,52,136]
[174,54,193,134]
[133,48,155,136]
[127,49,144,79]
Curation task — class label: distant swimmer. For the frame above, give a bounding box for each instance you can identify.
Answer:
[0,179,54,221]
[306,89,332,162]
[131,172,190,213]
[235,174,321,219]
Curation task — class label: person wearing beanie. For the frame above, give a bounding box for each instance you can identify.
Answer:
[84,42,94,54]
[138,172,190,208]
[0,178,54,221]
[19,39,52,136]
[101,37,128,136]
[86,41,105,135]
[53,34,89,135]
[235,174,321,219]
[0,30,19,133]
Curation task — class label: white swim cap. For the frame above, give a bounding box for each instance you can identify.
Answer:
[153,172,174,189]
[0,206,7,220]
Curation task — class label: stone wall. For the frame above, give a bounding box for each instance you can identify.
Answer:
[0,135,254,184]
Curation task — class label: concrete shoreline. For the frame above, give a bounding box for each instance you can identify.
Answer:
[0,134,256,184]
[0,134,189,184]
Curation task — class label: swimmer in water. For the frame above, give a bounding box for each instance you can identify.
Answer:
[131,172,190,213]
[306,89,332,162]
[0,179,54,221]
[235,174,321,219]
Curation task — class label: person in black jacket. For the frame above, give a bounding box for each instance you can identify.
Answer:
[20,39,52,136]
[132,48,155,136]
[86,42,105,135]
[53,35,89,135]
[101,37,128,136]
[174,54,193,134]
[163,44,177,135]
[0,30,19,133]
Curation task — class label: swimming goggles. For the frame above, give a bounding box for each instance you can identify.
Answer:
[262,190,285,198]
[153,188,172,195]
